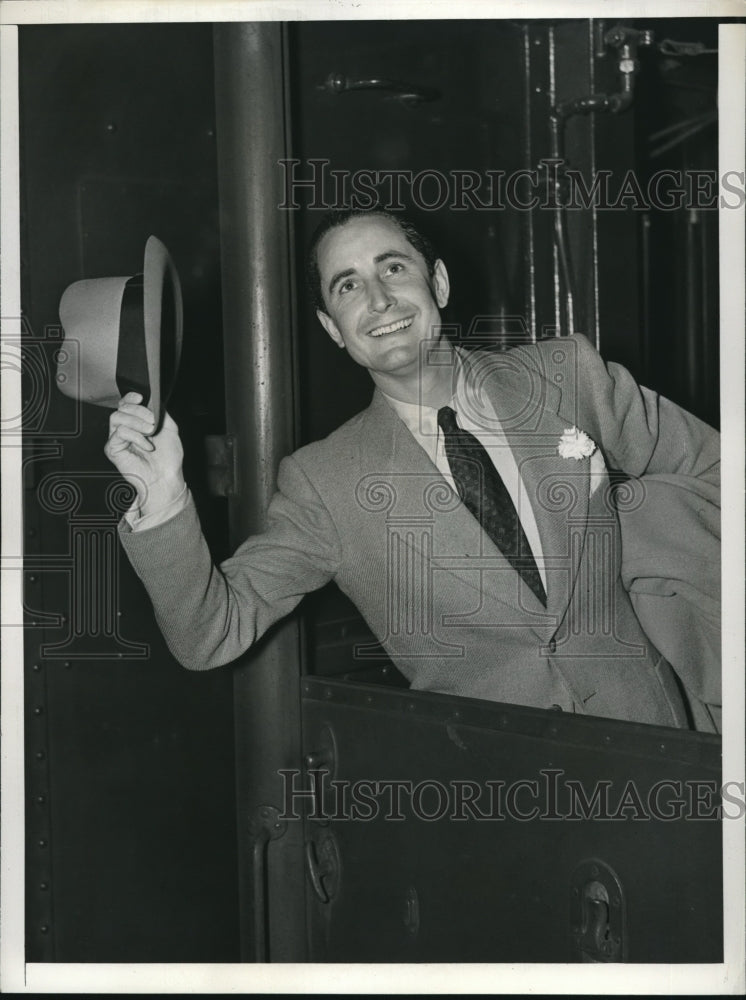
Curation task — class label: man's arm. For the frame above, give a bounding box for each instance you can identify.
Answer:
[107,394,341,670]
[538,334,720,482]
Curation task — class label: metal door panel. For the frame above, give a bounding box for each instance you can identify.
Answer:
[301,677,722,962]
[20,23,239,962]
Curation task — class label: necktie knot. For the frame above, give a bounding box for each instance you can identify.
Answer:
[437,405,459,435]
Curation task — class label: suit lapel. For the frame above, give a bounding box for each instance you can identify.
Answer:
[481,353,592,628]
[358,388,558,632]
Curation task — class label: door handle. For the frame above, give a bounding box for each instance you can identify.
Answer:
[320,72,440,106]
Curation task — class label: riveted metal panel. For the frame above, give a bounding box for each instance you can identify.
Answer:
[20,22,239,962]
[300,677,721,962]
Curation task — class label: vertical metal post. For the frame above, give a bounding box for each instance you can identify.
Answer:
[213,23,306,962]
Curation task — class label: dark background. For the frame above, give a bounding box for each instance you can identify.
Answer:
[19,18,722,963]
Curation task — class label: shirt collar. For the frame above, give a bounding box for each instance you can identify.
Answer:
[380,347,476,438]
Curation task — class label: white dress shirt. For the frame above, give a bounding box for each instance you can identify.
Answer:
[381,352,548,589]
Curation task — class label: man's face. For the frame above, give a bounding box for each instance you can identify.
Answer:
[315,215,450,382]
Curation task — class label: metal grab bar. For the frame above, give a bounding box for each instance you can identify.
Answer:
[320,72,440,105]
[248,805,287,962]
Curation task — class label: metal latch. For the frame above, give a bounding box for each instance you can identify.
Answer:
[305,829,341,904]
[571,858,626,961]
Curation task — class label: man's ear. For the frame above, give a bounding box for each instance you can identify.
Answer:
[432,259,450,309]
[316,309,346,349]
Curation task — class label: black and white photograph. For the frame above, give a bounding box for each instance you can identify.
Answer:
[1,1,744,993]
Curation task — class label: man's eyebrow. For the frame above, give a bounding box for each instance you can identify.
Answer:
[327,249,416,297]
[374,249,416,265]
[328,268,355,297]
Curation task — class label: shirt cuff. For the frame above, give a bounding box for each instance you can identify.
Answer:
[124,483,190,532]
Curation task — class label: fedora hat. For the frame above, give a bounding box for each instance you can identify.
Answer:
[57,235,183,428]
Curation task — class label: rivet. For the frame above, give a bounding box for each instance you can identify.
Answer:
[365,694,372,703]
[35,751,45,760]
[261,807,270,818]
[33,706,43,715]
[659,743,666,753]
[548,725,558,736]
[40,924,50,934]
[32,663,42,672]
[36,794,46,804]
[63,661,72,669]
[38,839,48,848]
[105,122,117,133]
[453,710,461,720]
[535,86,542,94]
[324,688,333,699]
[500,714,509,726]
[39,882,49,891]
[604,734,611,743]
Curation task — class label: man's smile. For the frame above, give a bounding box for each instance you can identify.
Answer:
[367,315,414,338]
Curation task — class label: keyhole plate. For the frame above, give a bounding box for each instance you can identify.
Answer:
[570,857,626,962]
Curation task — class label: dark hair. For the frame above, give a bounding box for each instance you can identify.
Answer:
[306,208,439,313]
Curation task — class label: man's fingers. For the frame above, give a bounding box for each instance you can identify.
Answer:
[106,424,155,455]
[110,408,156,436]
[115,401,156,424]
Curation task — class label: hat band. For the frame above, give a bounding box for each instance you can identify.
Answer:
[116,273,151,403]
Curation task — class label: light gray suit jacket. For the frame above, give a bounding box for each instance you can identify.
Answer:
[120,335,720,729]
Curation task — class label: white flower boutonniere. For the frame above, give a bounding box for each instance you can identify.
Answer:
[558,426,597,460]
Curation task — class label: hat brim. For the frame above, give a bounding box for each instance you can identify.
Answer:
[143,235,183,430]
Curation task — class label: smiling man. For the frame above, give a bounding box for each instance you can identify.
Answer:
[108,208,721,730]
[311,212,451,403]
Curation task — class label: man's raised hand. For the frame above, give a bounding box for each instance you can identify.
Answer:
[105,392,186,517]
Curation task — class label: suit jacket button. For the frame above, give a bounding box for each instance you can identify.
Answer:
[548,638,557,654]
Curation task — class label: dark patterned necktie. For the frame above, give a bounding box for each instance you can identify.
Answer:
[438,405,547,606]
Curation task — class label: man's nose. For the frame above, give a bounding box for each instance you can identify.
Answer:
[367,278,395,312]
